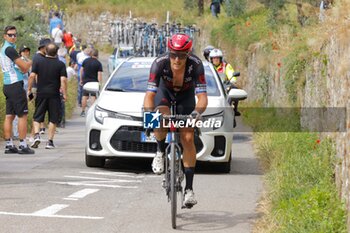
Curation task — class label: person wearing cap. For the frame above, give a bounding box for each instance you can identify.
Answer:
[29,42,67,149]
[19,45,31,90]
[143,33,208,208]
[12,45,32,141]
[27,38,51,136]
[0,25,34,154]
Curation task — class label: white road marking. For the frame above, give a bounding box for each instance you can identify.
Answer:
[49,181,138,188]
[0,211,103,220]
[64,175,142,183]
[80,171,144,179]
[32,204,68,216]
[63,198,78,201]
[64,188,99,201]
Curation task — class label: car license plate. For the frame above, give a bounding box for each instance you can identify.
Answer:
[141,132,170,143]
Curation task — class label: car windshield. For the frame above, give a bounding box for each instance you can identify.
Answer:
[105,61,221,96]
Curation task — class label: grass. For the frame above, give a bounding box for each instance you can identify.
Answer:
[243,103,347,233]
[65,0,191,22]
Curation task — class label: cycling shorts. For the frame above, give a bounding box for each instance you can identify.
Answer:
[154,89,195,115]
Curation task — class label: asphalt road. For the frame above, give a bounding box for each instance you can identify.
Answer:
[0,109,262,233]
[0,55,262,232]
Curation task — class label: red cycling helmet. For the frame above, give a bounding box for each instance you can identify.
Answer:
[168,33,192,51]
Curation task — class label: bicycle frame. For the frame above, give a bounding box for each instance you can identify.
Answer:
[163,99,184,229]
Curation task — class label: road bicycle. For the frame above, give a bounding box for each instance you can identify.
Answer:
[162,99,185,229]
[146,98,200,229]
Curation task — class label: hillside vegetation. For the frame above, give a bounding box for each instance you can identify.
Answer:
[0,0,348,231]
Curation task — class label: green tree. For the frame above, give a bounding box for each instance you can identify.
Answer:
[0,0,47,54]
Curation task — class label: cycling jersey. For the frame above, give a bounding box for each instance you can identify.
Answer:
[0,41,24,85]
[147,53,207,95]
[214,62,236,83]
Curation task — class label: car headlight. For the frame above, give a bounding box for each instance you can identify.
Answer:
[94,106,134,124]
[202,111,224,130]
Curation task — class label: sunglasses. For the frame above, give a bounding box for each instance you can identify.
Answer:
[169,52,188,60]
[7,33,17,38]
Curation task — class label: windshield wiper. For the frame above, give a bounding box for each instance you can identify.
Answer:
[106,87,126,92]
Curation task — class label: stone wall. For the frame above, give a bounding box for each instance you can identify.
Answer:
[245,31,350,225]
[65,11,115,45]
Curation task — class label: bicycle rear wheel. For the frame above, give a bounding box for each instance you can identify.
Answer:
[170,143,177,229]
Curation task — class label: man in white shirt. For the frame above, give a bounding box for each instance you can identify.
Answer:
[66,61,76,81]
[51,24,63,48]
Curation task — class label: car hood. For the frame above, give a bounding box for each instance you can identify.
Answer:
[97,91,145,116]
[97,91,226,117]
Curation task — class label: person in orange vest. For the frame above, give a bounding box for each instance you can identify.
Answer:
[209,48,241,116]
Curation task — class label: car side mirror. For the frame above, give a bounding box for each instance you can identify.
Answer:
[233,71,240,77]
[83,82,99,93]
[228,88,247,101]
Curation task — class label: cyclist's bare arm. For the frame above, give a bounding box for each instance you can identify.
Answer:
[195,92,208,114]
[143,91,156,111]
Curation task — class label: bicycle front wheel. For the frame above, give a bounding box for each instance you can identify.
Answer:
[170,143,177,229]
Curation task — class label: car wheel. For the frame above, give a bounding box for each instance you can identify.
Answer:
[85,152,106,168]
[219,152,232,173]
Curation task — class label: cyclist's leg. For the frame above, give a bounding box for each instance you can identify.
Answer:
[151,89,171,174]
[179,127,197,207]
[154,89,172,148]
[177,92,197,207]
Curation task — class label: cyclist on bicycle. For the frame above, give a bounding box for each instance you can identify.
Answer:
[209,48,241,116]
[143,33,208,208]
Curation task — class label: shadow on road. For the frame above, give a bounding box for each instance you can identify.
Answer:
[103,156,262,176]
[176,210,260,231]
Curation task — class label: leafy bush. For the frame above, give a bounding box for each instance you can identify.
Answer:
[224,0,247,17]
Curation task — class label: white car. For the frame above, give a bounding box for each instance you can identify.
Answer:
[107,46,135,75]
[84,57,246,172]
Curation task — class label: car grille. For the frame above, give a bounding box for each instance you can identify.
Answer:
[110,126,203,153]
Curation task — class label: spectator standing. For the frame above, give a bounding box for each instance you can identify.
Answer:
[28,38,51,137]
[51,24,63,48]
[80,49,103,117]
[49,11,64,35]
[0,25,34,154]
[66,61,77,81]
[28,43,67,149]
[62,30,74,51]
[69,40,81,64]
[210,0,223,18]
[57,47,67,64]
[12,45,31,141]
[76,45,91,107]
